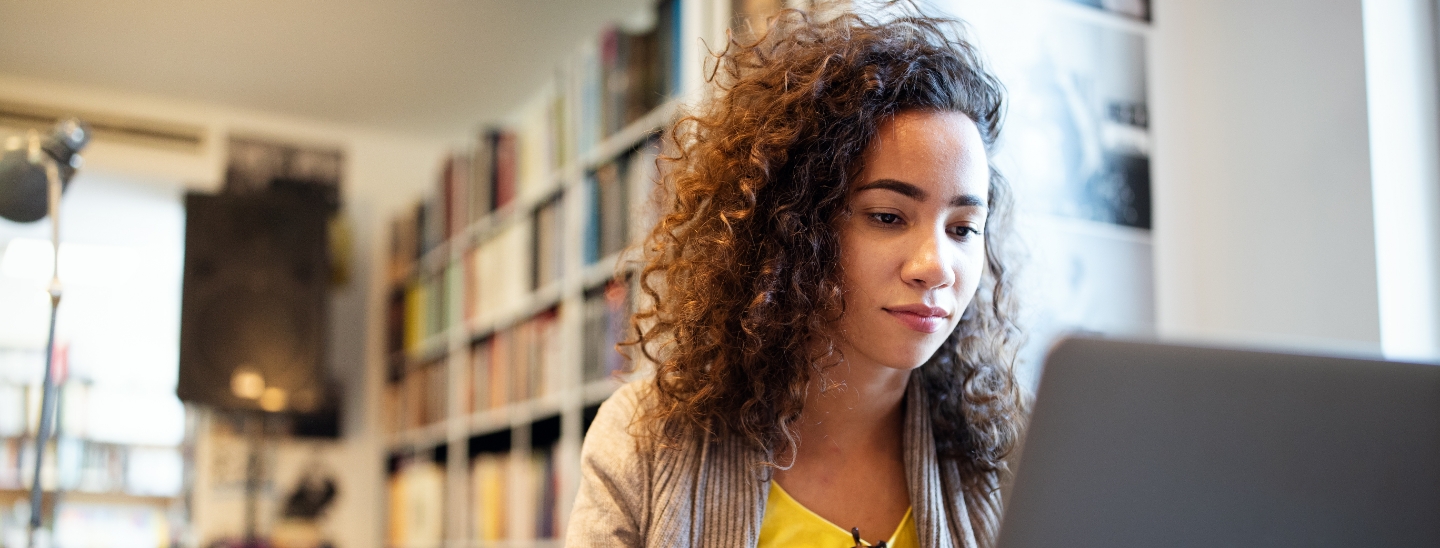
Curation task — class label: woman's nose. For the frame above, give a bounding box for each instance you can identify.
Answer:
[899,228,955,289]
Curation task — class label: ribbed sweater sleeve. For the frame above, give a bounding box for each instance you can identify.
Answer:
[565,382,652,547]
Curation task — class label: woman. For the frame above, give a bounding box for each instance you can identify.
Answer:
[567,5,1023,547]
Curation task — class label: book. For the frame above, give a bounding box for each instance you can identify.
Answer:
[577,38,604,158]
[470,136,495,221]
[494,131,518,210]
[549,76,572,173]
[542,310,563,397]
[382,383,401,435]
[581,153,633,264]
[531,309,561,398]
[516,88,557,202]
[388,209,419,283]
[425,274,443,341]
[470,452,508,541]
[425,360,448,425]
[583,280,631,383]
[511,319,533,402]
[403,365,424,429]
[386,287,406,367]
[403,281,425,353]
[595,158,629,260]
[600,26,625,138]
[444,260,462,332]
[627,138,662,238]
[444,153,471,239]
[489,330,511,409]
[388,458,445,547]
[532,194,565,290]
[533,445,561,538]
[658,0,683,97]
[469,338,493,412]
[467,221,531,321]
[512,446,562,540]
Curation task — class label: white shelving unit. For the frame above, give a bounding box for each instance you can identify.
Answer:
[381,1,731,546]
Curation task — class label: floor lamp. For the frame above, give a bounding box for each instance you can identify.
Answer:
[0,119,90,548]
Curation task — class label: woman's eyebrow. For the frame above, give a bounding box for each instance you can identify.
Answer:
[857,179,927,200]
[856,178,988,208]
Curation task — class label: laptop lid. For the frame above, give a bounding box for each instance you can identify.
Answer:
[996,337,1440,548]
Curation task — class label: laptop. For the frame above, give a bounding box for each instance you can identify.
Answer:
[996,337,1440,548]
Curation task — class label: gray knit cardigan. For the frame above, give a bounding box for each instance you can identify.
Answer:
[565,370,1002,547]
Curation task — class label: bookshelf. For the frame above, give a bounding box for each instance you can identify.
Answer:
[380,1,738,546]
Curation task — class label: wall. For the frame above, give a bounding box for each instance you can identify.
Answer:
[0,73,448,548]
[1149,0,1387,354]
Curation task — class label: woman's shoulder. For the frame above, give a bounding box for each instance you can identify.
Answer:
[570,378,661,546]
[583,378,659,459]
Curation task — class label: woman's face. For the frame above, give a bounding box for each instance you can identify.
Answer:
[832,109,991,372]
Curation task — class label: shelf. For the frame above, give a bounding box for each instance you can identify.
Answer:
[457,176,566,254]
[464,393,565,438]
[386,420,449,452]
[465,279,566,343]
[578,97,679,172]
[386,383,622,454]
[403,97,678,284]
[580,252,626,291]
[0,488,177,506]
[381,1,706,543]
[406,333,451,366]
[387,394,573,453]
[400,251,629,368]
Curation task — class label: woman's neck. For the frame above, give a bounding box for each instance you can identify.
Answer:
[785,360,912,462]
[769,357,915,541]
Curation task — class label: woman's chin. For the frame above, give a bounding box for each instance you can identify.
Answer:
[876,349,940,372]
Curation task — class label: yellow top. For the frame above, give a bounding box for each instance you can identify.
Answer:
[758,481,918,548]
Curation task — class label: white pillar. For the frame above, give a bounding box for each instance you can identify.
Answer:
[1362,0,1440,362]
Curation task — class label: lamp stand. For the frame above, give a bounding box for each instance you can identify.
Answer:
[26,158,64,548]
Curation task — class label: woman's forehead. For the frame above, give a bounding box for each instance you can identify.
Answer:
[858,111,990,201]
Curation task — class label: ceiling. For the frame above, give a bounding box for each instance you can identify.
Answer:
[0,0,654,140]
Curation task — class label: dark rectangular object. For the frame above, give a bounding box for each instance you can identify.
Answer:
[530,415,562,448]
[177,191,329,416]
[998,338,1440,548]
[468,430,513,458]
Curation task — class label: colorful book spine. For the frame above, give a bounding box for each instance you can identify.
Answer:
[494,131,518,210]
[470,452,508,541]
[532,194,565,290]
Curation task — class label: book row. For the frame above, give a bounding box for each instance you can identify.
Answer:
[383,277,629,435]
[386,142,658,366]
[386,444,563,546]
[386,0,681,283]
[0,437,181,498]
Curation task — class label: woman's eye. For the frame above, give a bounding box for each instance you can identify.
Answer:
[949,225,982,240]
[870,212,902,225]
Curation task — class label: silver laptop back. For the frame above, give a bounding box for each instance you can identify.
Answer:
[997,337,1440,548]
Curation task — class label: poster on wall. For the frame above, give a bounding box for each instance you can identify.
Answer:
[942,0,1155,389]
[1063,0,1150,21]
[996,8,1151,229]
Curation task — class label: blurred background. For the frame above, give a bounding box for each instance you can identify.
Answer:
[0,0,1436,547]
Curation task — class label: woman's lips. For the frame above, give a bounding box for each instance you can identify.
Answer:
[885,306,948,334]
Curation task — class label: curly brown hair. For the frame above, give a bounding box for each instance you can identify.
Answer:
[626,1,1023,530]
